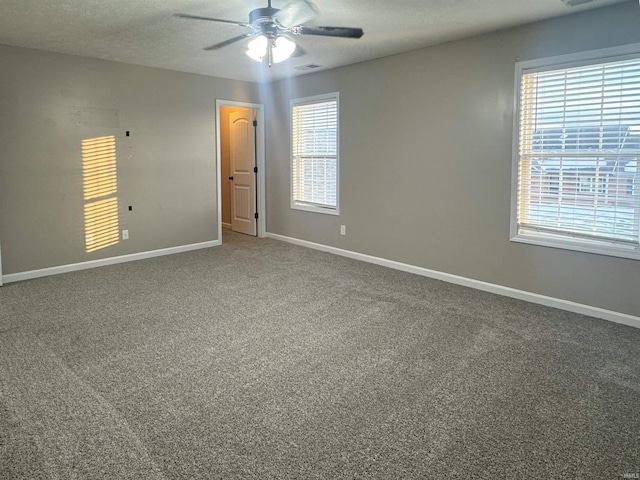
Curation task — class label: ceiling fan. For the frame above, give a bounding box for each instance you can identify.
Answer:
[174,0,364,66]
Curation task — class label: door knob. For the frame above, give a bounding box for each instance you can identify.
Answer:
[228,176,234,180]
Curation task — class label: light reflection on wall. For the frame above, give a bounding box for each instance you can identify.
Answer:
[82,136,119,253]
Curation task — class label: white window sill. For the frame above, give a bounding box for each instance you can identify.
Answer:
[511,230,640,261]
[291,203,340,216]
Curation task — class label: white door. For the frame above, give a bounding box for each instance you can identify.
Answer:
[229,109,257,236]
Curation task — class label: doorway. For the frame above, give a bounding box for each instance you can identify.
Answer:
[216,100,266,241]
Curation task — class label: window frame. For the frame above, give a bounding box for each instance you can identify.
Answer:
[290,92,340,216]
[510,43,640,260]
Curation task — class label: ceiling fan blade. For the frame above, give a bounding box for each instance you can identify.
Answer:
[203,33,253,51]
[292,25,364,39]
[173,13,251,28]
[274,0,318,28]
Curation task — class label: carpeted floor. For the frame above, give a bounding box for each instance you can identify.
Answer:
[1,230,639,479]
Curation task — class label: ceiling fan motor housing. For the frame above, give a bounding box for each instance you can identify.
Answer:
[249,7,281,37]
[249,7,279,25]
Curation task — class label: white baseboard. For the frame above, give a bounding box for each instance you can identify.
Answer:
[266,232,640,330]
[2,240,221,284]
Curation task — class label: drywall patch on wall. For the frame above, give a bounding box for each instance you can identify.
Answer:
[74,107,120,128]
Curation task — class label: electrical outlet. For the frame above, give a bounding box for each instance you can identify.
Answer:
[122,229,129,240]
[340,225,346,236]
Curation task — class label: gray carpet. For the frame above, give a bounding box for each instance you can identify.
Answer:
[1,230,639,479]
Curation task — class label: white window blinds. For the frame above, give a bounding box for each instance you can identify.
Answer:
[291,94,339,213]
[515,53,640,253]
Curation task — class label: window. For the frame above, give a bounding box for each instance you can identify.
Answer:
[512,45,640,259]
[291,92,339,215]
[578,176,607,194]
[548,175,560,194]
[629,173,639,196]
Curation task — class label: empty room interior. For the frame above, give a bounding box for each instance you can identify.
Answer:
[1,0,640,478]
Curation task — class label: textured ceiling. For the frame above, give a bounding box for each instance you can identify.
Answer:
[0,0,629,82]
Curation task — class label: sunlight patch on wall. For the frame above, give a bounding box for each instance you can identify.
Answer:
[82,135,119,253]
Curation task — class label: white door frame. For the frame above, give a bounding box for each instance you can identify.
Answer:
[216,99,266,241]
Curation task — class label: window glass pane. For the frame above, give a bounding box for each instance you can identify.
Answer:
[291,95,338,211]
[516,54,640,249]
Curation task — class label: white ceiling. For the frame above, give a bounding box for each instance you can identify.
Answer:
[0,0,629,83]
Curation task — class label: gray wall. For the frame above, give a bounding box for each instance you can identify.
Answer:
[0,45,256,274]
[264,2,640,317]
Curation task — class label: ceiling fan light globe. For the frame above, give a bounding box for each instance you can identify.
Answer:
[272,36,296,63]
[246,34,268,62]
[246,49,265,62]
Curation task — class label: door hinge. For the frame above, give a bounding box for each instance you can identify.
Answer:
[254,212,259,219]
[253,120,257,127]
[253,166,258,173]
